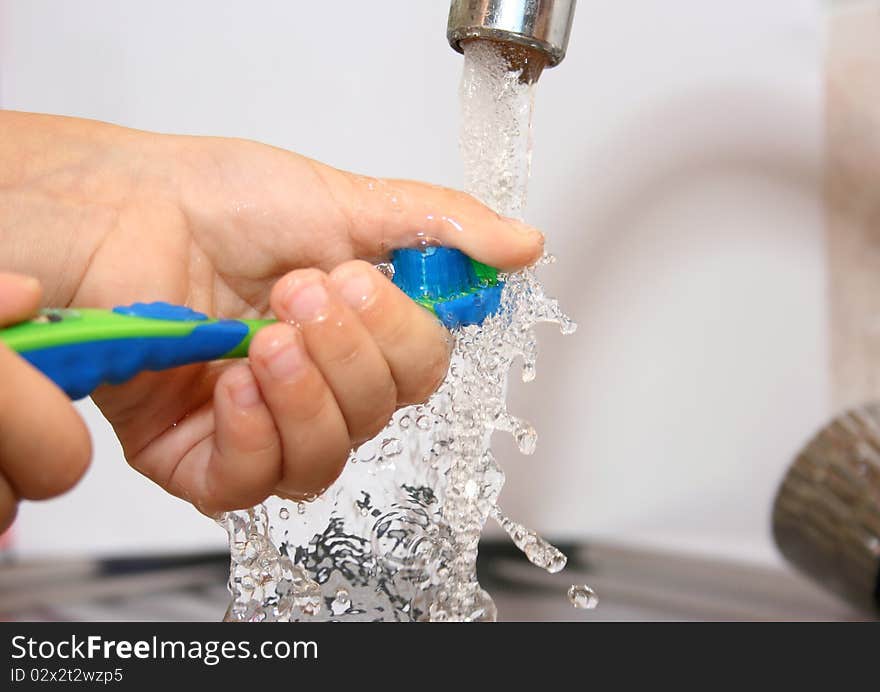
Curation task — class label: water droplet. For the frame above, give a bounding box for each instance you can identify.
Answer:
[442,215,464,232]
[297,502,306,515]
[567,584,598,610]
[331,588,352,616]
[416,415,431,430]
[278,507,290,520]
[493,508,568,573]
[514,422,537,455]
[375,262,395,280]
[381,438,403,457]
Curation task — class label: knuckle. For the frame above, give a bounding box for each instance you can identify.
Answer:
[447,187,477,206]
[326,339,363,369]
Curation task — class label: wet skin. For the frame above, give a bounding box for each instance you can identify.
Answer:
[0,111,544,526]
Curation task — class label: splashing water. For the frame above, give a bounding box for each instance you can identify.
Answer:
[220,40,585,622]
[492,506,567,574]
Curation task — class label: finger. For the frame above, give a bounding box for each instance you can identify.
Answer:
[0,344,91,500]
[0,272,42,325]
[248,321,351,498]
[318,165,545,271]
[271,269,398,443]
[0,471,18,534]
[172,364,283,514]
[329,260,451,405]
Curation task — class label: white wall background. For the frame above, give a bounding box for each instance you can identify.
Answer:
[0,1,828,567]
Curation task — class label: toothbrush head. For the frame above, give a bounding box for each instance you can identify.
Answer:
[390,247,504,329]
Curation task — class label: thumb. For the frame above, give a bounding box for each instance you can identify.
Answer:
[0,272,42,326]
[319,164,546,272]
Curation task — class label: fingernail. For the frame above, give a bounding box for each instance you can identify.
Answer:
[504,217,543,238]
[336,269,375,309]
[21,275,41,292]
[229,370,262,408]
[0,272,40,293]
[263,329,308,380]
[283,279,329,323]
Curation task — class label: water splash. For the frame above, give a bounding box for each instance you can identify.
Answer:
[222,507,322,622]
[220,40,587,621]
[492,506,568,574]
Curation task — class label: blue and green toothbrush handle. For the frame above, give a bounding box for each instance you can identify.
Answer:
[0,248,504,400]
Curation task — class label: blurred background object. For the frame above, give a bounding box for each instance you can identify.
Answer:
[0,541,868,622]
[773,403,880,617]
[825,0,880,411]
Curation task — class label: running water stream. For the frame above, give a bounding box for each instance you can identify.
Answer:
[220,40,586,622]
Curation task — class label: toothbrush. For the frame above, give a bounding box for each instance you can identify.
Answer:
[0,248,504,400]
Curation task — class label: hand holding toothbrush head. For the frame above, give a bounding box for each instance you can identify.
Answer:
[0,112,545,522]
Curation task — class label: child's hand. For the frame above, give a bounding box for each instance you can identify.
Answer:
[0,112,544,514]
[0,273,91,531]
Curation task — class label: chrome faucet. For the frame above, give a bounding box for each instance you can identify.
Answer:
[447,0,577,72]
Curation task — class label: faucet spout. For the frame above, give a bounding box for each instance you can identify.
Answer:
[447,0,577,69]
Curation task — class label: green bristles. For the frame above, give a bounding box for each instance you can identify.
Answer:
[470,260,500,286]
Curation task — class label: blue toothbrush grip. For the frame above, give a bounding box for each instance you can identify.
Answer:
[22,320,249,400]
